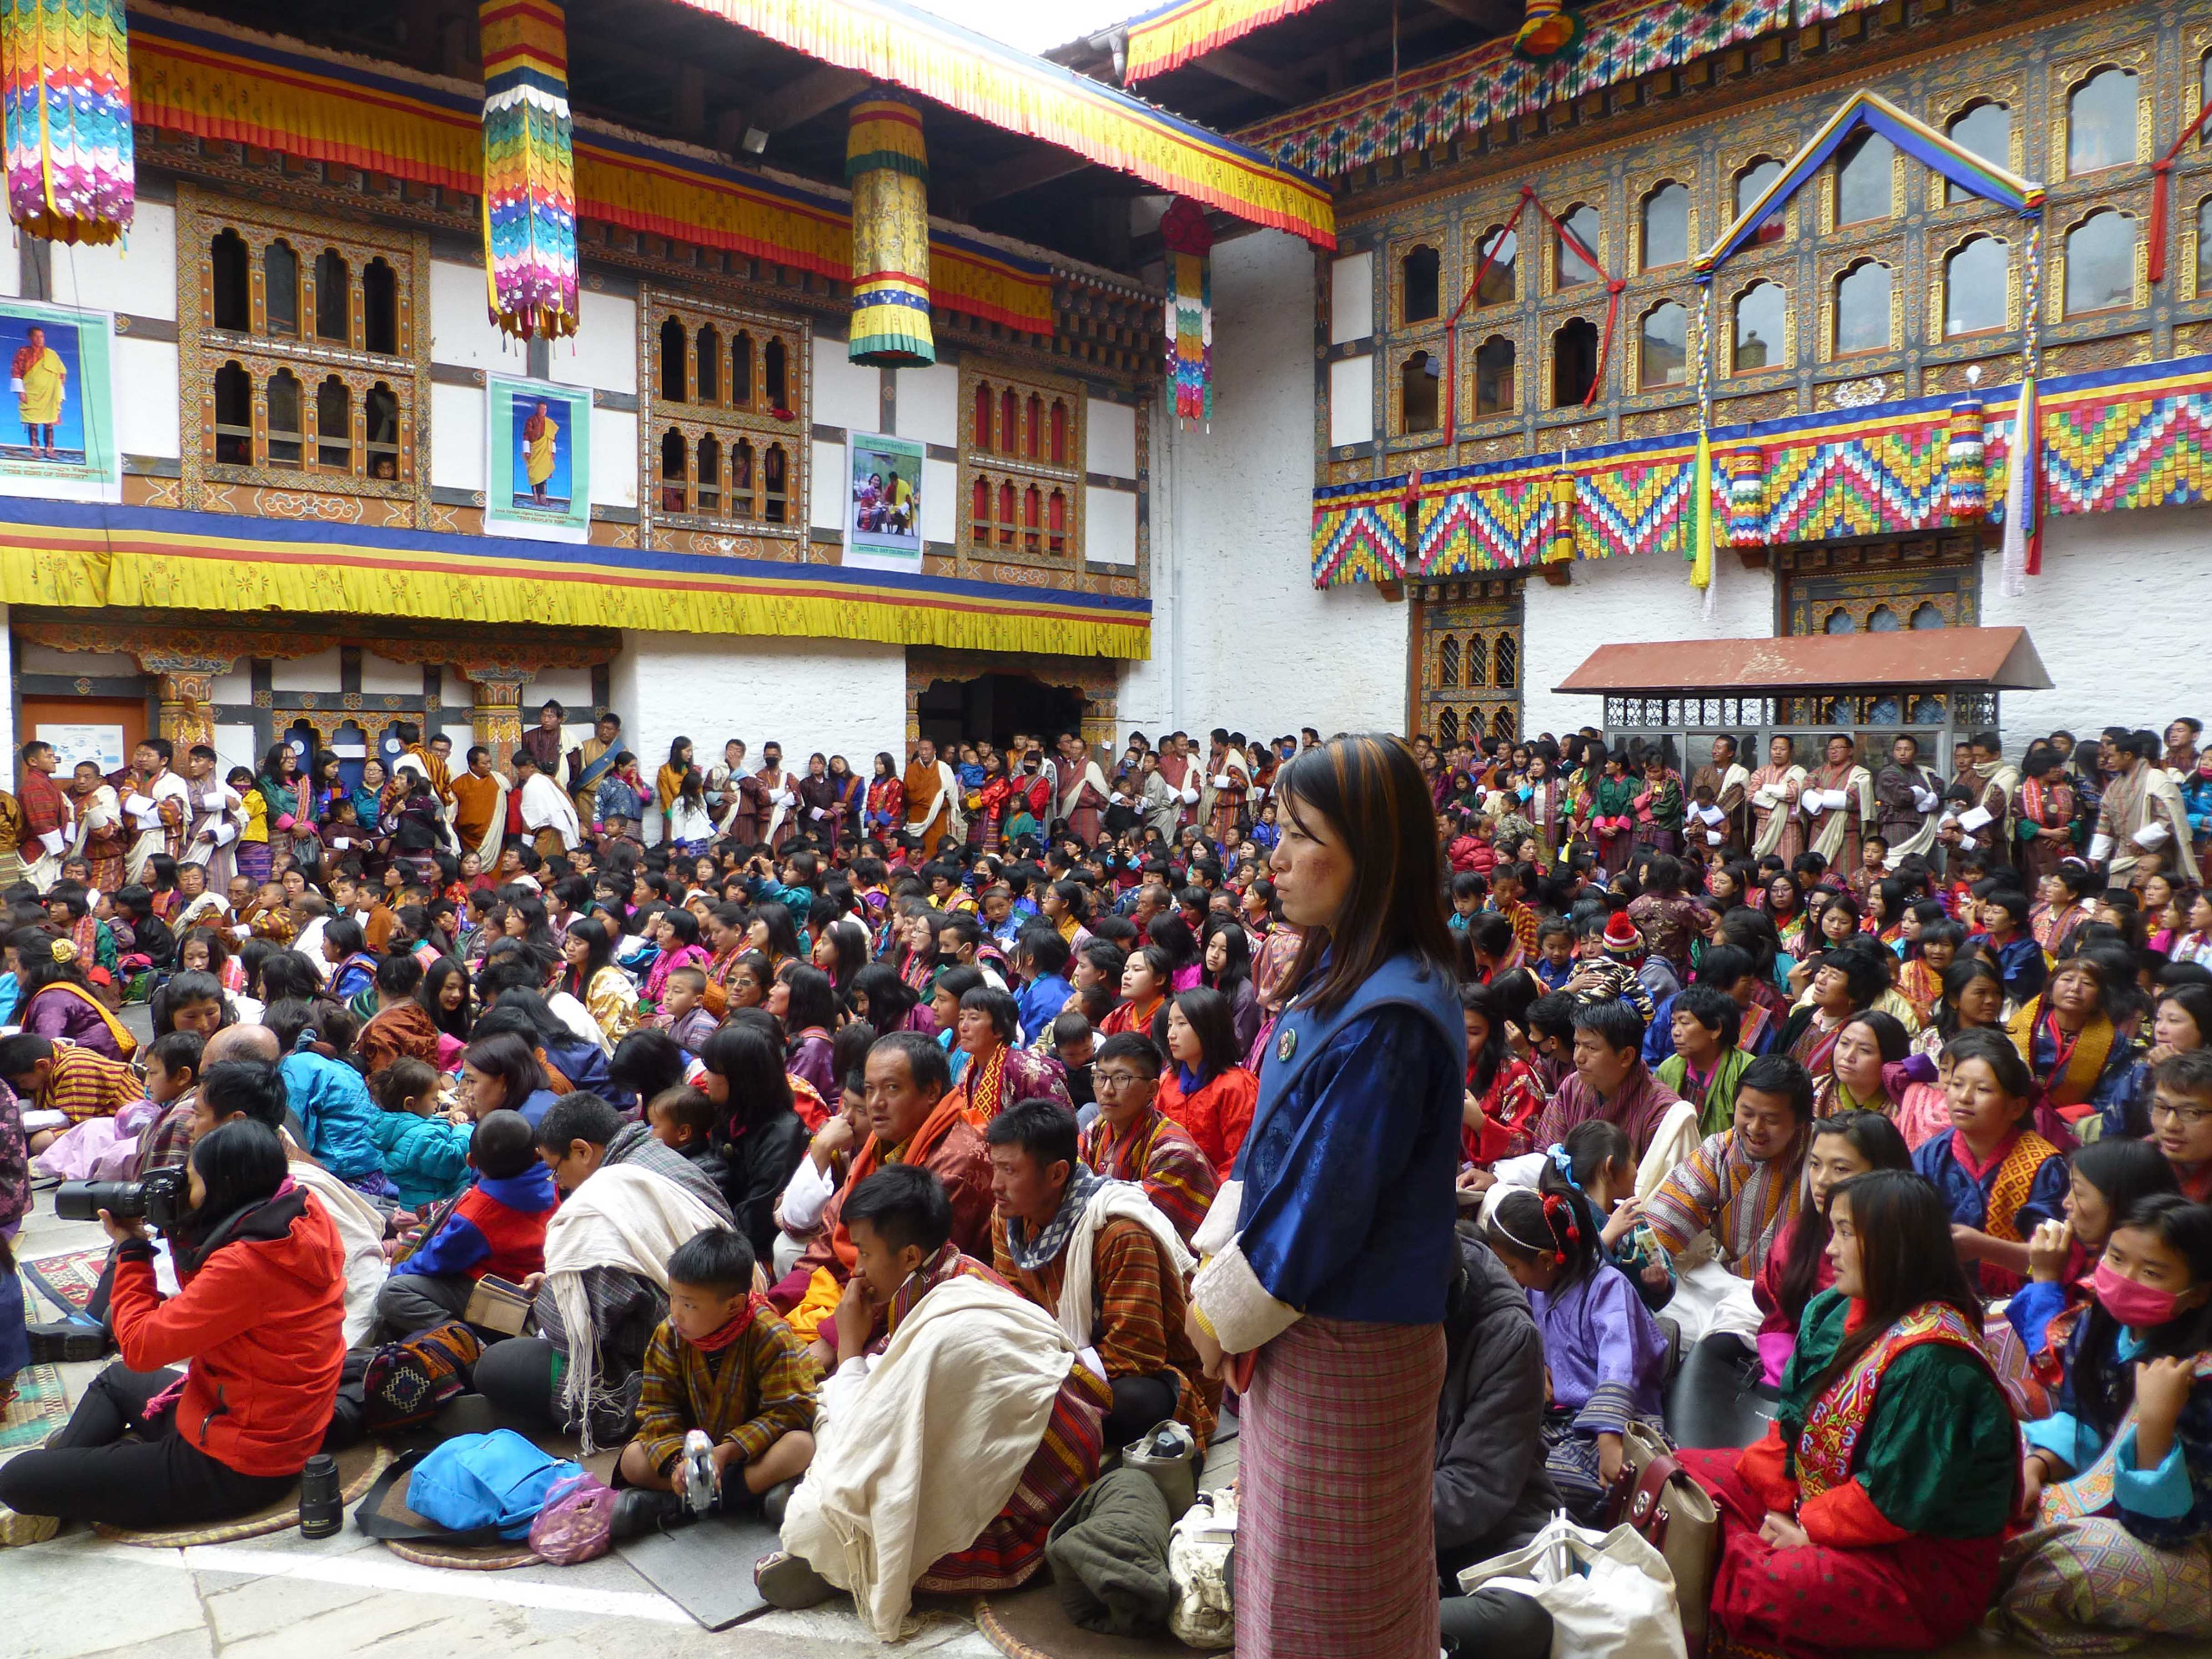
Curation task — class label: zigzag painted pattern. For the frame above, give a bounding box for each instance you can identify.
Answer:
[1418,479,1546,573]
[1579,459,1697,559]
[1313,503,1407,583]
[2041,392,2212,513]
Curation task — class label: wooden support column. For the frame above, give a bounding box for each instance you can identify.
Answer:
[133,652,238,751]
[464,667,530,771]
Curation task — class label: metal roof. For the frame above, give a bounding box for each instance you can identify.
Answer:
[1553,628,2052,695]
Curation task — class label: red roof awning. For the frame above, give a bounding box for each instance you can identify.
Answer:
[1553,627,2051,695]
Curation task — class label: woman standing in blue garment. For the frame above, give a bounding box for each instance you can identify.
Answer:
[1186,734,1465,1659]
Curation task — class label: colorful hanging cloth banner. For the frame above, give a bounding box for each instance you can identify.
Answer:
[0,0,133,245]
[1513,0,1582,61]
[847,90,934,367]
[1161,196,1214,427]
[479,0,578,340]
[2000,217,2045,594]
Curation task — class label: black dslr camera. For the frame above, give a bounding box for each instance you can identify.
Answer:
[55,1166,190,1229]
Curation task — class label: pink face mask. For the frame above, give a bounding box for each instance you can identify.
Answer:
[2092,1260,2185,1328]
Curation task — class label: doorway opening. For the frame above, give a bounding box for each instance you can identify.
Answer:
[915,672,1088,756]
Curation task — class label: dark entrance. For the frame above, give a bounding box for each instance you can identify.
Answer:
[916,672,1087,754]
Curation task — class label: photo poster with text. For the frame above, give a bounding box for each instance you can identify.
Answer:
[486,373,593,542]
[0,297,118,501]
[843,429,925,573]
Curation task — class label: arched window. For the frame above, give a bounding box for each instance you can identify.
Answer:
[1492,708,1517,742]
[365,384,399,481]
[1943,237,2008,336]
[996,480,1016,544]
[974,380,994,448]
[659,318,687,402]
[213,362,252,463]
[1474,226,1516,306]
[1823,607,1856,634]
[2198,197,2212,294]
[2065,211,2135,316]
[1732,281,1785,373]
[1909,603,1946,630]
[970,476,991,538]
[732,437,755,514]
[1000,387,1019,453]
[211,230,250,331]
[1553,317,1599,405]
[1557,205,1601,287]
[1403,244,1441,322]
[1946,103,2011,204]
[1867,605,1900,633]
[764,340,788,409]
[264,370,302,468]
[313,250,349,343]
[362,259,398,355]
[1050,399,1070,465]
[1639,302,1689,390]
[1025,392,1043,459]
[1833,261,1892,356]
[1022,483,1042,551]
[315,375,351,471]
[1436,707,1459,745]
[1735,159,1784,245]
[1494,636,1518,688]
[2068,68,2138,174]
[695,326,719,403]
[1400,351,1440,433]
[696,433,722,513]
[658,428,688,512]
[733,332,755,407]
[1641,182,1689,270]
[1474,335,1516,416]
[264,240,300,337]
[1438,635,1460,687]
[1835,131,1895,226]
[763,444,787,523]
[1047,488,1068,554]
[1467,633,1488,685]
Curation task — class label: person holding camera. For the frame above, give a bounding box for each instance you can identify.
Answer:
[0,1118,347,1535]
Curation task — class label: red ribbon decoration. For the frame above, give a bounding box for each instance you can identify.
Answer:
[1442,185,1624,439]
[2148,95,2212,287]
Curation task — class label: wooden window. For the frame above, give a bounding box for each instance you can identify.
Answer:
[1438,635,1461,687]
[265,370,302,468]
[214,362,252,463]
[1557,206,1601,288]
[313,250,349,343]
[971,475,991,539]
[1000,387,1019,453]
[2198,198,2212,293]
[1835,131,1894,226]
[1834,261,1892,356]
[1639,302,1689,390]
[1733,282,1785,372]
[1473,335,1515,416]
[1401,351,1440,432]
[1553,318,1599,405]
[1946,104,2011,204]
[1467,634,1488,686]
[997,480,1016,544]
[1641,183,1689,270]
[1403,244,1441,322]
[211,230,250,331]
[1025,392,1043,459]
[1047,488,1068,554]
[315,375,351,471]
[1474,226,1516,306]
[1049,399,1069,465]
[733,332,754,407]
[731,438,755,518]
[696,433,722,512]
[1022,483,1042,551]
[2064,211,2135,316]
[365,383,399,480]
[362,260,398,355]
[1495,636,1518,689]
[1736,160,1784,245]
[975,381,994,450]
[658,428,688,512]
[2068,69,2138,175]
[695,325,720,404]
[264,240,300,337]
[643,295,809,532]
[959,365,1082,558]
[764,339,788,409]
[659,318,687,402]
[1944,237,2008,336]
[1437,706,1459,744]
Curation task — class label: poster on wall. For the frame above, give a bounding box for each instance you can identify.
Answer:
[485,373,593,542]
[843,429,924,573]
[0,297,118,503]
[36,723,126,774]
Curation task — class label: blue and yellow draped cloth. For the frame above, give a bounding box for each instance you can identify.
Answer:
[478,0,578,340]
[0,497,1152,658]
[1312,353,2212,587]
[1122,0,1334,81]
[845,91,932,367]
[0,0,132,244]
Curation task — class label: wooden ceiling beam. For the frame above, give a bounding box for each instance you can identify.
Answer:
[748,65,872,133]
[963,146,1097,205]
[1190,46,1311,105]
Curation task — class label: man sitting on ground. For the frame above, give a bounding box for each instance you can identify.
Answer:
[1075,1033,1218,1246]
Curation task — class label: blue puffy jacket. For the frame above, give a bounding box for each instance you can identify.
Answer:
[279,1043,387,1184]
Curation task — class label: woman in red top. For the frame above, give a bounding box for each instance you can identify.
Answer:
[0,1119,346,1532]
[1154,985,1259,1173]
[1097,944,1171,1038]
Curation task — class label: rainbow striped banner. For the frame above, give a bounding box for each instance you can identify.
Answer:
[846,92,933,366]
[478,0,578,339]
[0,0,133,244]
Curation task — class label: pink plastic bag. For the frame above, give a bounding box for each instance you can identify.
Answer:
[527,1470,617,1564]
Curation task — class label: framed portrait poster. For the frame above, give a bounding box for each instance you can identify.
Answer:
[0,297,118,502]
[486,373,593,542]
[842,429,924,573]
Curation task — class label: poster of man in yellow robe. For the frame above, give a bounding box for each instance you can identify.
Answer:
[12,325,66,458]
[486,374,592,542]
[0,301,116,498]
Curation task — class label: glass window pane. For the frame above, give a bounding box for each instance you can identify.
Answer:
[214,362,252,463]
[1639,303,1687,389]
[1947,104,2010,204]
[1473,336,1516,415]
[1642,183,1689,269]
[315,376,350,471]
[1401,352,1439,432]
[265,372,302,468]
[1558,206,1601,287]
[1475,228,1516,306]
[1733,282,1785,373]
[1945,238,2008,335]
[264,241,299,337]
[313,251,348,342]
[2068,69,2137,174]
[2199,199,2212,295]
[2065,212,2135,315]
[1834,262,1892,355]
[1553,318,1599,404]
[1836,132,1895,226]
[1737,161,1784,244]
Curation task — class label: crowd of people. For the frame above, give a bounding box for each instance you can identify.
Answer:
[0,709,2205,1659]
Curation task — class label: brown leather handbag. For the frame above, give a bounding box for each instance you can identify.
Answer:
[1602,1423,1720,1656]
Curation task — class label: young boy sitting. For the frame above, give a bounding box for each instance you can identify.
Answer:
[366,1057,475,1211]
[656,965,718,1055]
[646,1085,728,1191]
[372,1109,557,1340]
[613,1227,817,1535]
[129,1029,204,1177]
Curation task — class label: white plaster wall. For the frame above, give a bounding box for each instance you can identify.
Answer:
[360,654,421,696]
[563,288,637,395]
[1087,398,1138,479]
[1329,251,1373,345]
[895,362,958,446]
[213,723,258,779]
[112,338,179,459]
[810,440,845,531]
[609,631,907,776]
[589,408,637,508]
[272,647,343,693]
[1327,354,1372,447]
[211,668,251,704]
[1138,229,1408,739]
[811,336,879,434]
[1981,505,2212,753]
[19,645,135,675]
[428,258,520,372]
[1520,549,1775,741]
[525,669,595,713]
[922,457,958,543]
[1086,486,1136,566]
[50,201,176,319]
[430,382,487,494]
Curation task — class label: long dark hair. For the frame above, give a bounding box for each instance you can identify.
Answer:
[1166,986,1240,1087]
[1933,956,2006,1039]
[1776,1112,1910,1326]
[1459,980,1512,1096]
[462,1031,551,1111]
[1488,1184,1600,1291]
[780,962,839,1036]
[702,1021,795,1137]
[1275,734,1455,1019]
[417,956,473,1040]
[609,1028,691,1104]
[1806,1170,1984,1396]
[2071,1195,2212,1433]
[1201,915,1254,1001]
[849,961,919,1031]
[559,915,616,998]
[172,1118,292,1273]
[2067,1137,2180,1252]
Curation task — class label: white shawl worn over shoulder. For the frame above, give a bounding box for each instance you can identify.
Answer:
[781,1273,1080,1642]
[541,1163,724,1451]
[1056,1180,1196,1349]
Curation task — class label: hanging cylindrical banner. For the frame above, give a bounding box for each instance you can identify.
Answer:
[1544,464,1576,563]
[1726,447,1765,548]
[0,0,133,245]
[847,91,934,367]
[1943,394,1986,524]
[480,0,578,339]
[1161,196,1215,427]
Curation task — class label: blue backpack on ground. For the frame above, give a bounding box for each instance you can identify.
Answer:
[404,1430,578,1540]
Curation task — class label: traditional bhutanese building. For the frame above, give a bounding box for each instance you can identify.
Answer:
[1066,0,2212,759]
[0,0,1331,782]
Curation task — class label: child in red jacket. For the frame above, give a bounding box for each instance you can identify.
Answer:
[371,1109,557,1342]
